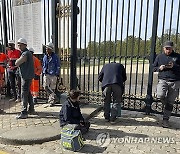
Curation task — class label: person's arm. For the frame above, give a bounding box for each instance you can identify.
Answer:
[15,54,27,67]
[35,58,42,77]
[153,56,162,72]
[78,104,84,122]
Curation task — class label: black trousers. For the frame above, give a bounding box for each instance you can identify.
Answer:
[8,71,21,99]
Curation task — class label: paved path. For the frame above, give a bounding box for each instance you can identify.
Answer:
[0,95,180,153]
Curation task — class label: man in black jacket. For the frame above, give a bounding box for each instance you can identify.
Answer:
[98,62,127,123]
[153,41,180,128]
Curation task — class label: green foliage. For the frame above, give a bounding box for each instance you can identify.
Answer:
[79,32,180,57]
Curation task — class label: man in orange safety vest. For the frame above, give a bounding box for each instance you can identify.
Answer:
[29,48,42,104]
[0,50,7,113]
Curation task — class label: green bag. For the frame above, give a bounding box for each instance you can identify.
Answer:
[61,124,84,151]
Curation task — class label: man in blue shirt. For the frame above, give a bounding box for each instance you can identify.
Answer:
[153,41,180,128]
[42,42,60,106]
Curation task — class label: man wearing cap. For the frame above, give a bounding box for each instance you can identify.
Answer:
[153,41,180,128]
[42,42,60,106]
[6,40,21,102]
[15,38,35,119]
[29,47,42,104]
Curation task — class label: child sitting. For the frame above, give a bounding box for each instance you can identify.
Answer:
[59,90,90,134]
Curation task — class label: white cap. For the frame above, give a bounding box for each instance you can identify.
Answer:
[8,40,15,44]
[29,47,34,53]
[45,42,54,50]
[17,38,27,45]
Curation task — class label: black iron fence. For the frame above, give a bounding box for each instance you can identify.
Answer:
[0,0,180,116]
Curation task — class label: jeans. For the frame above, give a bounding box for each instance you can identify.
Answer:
[21,78,34,114]
[103,84,122,120]
[156,79,180,120]
[43,75,57,103]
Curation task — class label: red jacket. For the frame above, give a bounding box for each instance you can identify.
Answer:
[0,53,7,73]
[7,49,21,71]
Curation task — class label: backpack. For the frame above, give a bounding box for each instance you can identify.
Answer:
[61,124,84,151]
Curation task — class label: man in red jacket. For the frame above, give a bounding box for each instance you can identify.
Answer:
[0,50,7,113]
[7,40,21,102]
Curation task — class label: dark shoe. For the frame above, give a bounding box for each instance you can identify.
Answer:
[16,113,28,119]
[28,109,35,115]
[33,98,38,105]
[110,118,117,124]
[162,119,169,128]
[0,109,4,114]
[9,97,16,102]
[49,103,55,107]
[54,95,59,103]
[105,118,110,122]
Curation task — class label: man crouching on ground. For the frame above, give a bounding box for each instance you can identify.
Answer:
[59,90,90,134]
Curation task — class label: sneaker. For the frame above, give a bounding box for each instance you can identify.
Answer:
[48,99,55,107]
[9,97,16,102]
[16,113,28,119]
[162,119,169,128]
[15,98,21,103]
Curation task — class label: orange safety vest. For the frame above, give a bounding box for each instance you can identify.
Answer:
[33,56,42,76]
[30,56,42,97]
[0,52,7,73]
[0,52,7,88]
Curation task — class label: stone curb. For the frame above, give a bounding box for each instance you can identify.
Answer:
[0,106,103,145]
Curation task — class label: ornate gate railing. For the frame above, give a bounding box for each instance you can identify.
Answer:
[0,0,180,116]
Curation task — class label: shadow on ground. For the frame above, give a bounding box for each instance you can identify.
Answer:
[90,112,180,130]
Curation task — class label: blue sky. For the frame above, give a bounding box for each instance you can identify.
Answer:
[1,0,179,49]
[76,0,180,48]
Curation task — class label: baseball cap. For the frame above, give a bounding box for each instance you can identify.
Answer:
[8,40,15,44]
[45,42,54,50]
[17,38,27,45]
[163,41,174,48]
[29,47,34,53]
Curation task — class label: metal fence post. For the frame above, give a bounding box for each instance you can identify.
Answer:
[1,0,8,48]
[145,0,159,114]
[51,0,58,54]
[1,0,11,97]
[70,0,78,90]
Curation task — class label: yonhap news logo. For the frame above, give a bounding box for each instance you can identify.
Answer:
[96,132,111,147]
[96,133,175,147]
